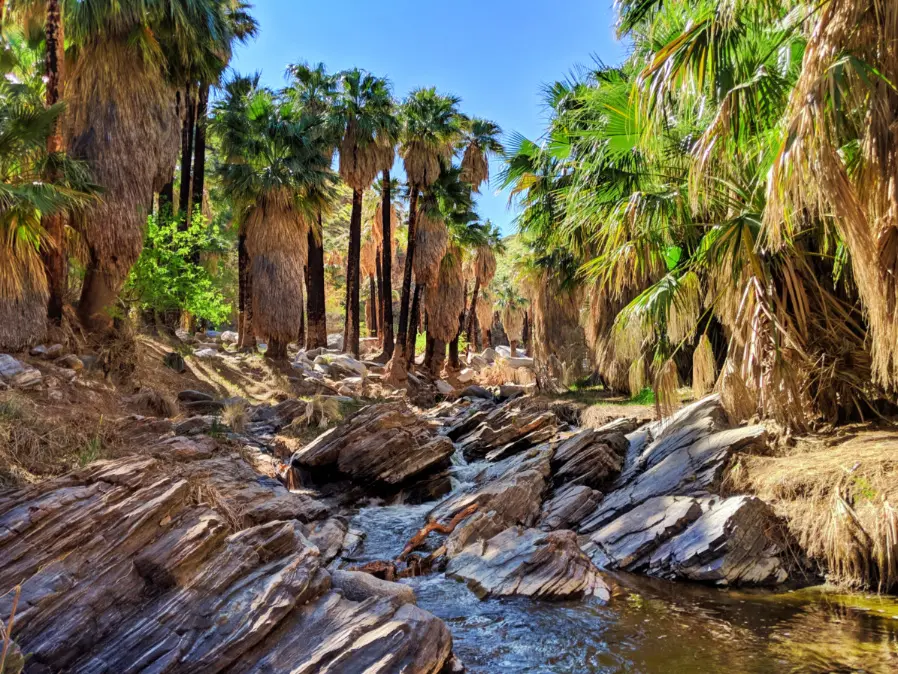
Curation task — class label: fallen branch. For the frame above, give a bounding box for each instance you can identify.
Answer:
[398,503,479,561]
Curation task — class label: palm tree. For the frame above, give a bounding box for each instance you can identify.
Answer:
[372,174,400,357]
[386,88,461,377]
[0,32,93,350]
[211,75,336,359]
[460,117,503,192]
[286,61,339,350]
[332,69,397,358]
[465,221,502,352]
[64,0,235,332]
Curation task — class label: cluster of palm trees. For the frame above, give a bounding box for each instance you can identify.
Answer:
[502,0,898,428]
[0,0,256,349]
[211,62,505,370]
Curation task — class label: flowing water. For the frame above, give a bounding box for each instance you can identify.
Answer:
[348,495,898,674]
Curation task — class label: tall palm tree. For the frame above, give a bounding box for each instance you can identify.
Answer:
[64,0,234,332]
[372,174,400,357]
[386,88,461,377]
[211,75,336,359]
[286,61,339,349]
[0,32,93,350]
[331,69,396,357]
[460,117,503,192]
[465,221,502,351]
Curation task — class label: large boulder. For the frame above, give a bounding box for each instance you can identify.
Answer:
[551,427,629,491]
[0,438,453,673]
[454,401,559,461]
[292,402,454,487]
[447,527,609,600]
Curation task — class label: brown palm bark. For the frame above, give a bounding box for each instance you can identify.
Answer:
[41,0,66,322]
[395,186,419,358]
[345,187,363,357]
[465,277,480,353]
[78,265,117,332]
[368,276,378,337]
[380,169,395,357]
[406,281,423,366]
[178,83,196,224]
[298,302,305,347]
[237,232,254,350]
[267,337,287,360]
[159,177,174,213]
[190,83,209,220]
[375,254,384,342]
[306,216,327,349]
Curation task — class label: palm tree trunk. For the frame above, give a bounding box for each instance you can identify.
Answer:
[306,215,327,349]
[78,263,117,332]
[178,83,196,224]
[267,337,288,360]
[368,275,378,337]
[380,169,395,357]
[190,83,209,220]
[406,281,423,366]
[159,177,174,213]
[237,232,254,350]
[522,310,530,354]
[465,277,480,353]
[345,187,363,357]
[375,253,384,343]
[395,185,419,358]
[431,338,446,374]
[424,331,435,371]
[298,302,306,347]
[41,0,66,323]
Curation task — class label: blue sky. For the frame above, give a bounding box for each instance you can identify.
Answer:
[231,0,627,234]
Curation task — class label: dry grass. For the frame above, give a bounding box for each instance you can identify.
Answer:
[728,427,898,592]
[0,279,47,353]
[221,399,249,434]
[0,392,124,488]
[95,319,140,384]
[628,357,646,396]
[338,121,381,191]
[653,358,679,418]
[501,305,524,343]
[692,334,716,398]
[425,246,465,343]
[412,208,448,287]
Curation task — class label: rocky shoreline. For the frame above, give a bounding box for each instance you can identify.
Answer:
[0,367,809,672]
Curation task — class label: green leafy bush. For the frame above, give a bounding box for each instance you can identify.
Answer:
[124,209,232,324]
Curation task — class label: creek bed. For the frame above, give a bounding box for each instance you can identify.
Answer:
[348,501,898,673]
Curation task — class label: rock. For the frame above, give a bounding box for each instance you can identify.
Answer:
[292,402,455,486]
[56,354,84,371]
[646,496,792,586]
[331,354,367,376]
[175,328,195,343]
[173,415,218,435]
[197,341,219,351]
[194,348,218,359]
[498,384,525,401]
[429,446,553,530]
[480,347,498,363]
[183,399,225,415]
[177,389,215,403]
[10,368,41,389]
[359,337,380,354]
[539,485,604,531]
[583,495,704,568]
[0,441,451,674]
[447,527,609,600]
[457,368,476,383]
[306,518,348,564]
[0,354,26,380]
[220,330,239,344]
[468,354,488,369]
[163,351,187,373]
[29,344,48,357]
[503,356,534,370]
[330,569,417,605]
[551,427,629,491]
[327,333,344,350]
[457,384,493,401]
[455,403,557,461]
[435,379,454,395]
[304,347,325,359]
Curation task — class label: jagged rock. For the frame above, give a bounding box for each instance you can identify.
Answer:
[0,354,26,380]
[183,399,225,415]
[480,347,498,363]
[220,330,239,344]
[292,402,454,487]
[330,569,417,605]
[174,328,195,344]
[10,368,41,389]
[55,354,84,372]
[503,356,534,370]
[539,485,604,531]
[178,389,215,403]
[579,397,766,534]
[455,403,557,461]
[646,496,791,586]
[498,384,525,401]
[582,495,703,568]
[306,517,348,564]
[0,442,449,674]
[29,344,48,358]
[435,379,454,395]
[468,354,488,369]
[327,333,344,350]
[445,511,509,558]
[251,399,307,430]
[485,421,560,462]
[429,446,552,529]
[447,527,609,600]
[551,427,629,491]
[457,384,492,400]
[330,354,367,377]
[173,415,218,435]
[194,348,218,359]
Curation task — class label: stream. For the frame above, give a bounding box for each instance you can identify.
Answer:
[346,453,898,674]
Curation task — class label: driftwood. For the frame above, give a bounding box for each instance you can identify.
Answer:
[399,504,479,561]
